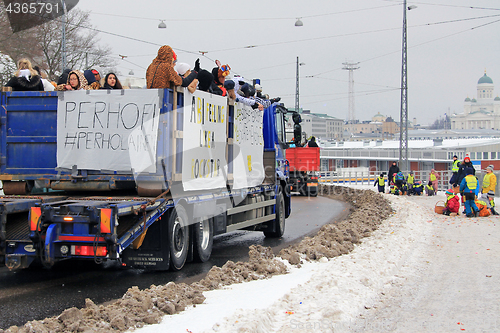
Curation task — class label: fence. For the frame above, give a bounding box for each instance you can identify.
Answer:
[319,169,499,195]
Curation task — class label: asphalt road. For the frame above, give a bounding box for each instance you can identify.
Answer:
[0,195,347,329]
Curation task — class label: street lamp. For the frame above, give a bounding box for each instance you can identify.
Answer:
[61,0,67,73]
[158,20,166,29]
[129,70,134,76]
[295,57,305,112]
[295,18,303,27]
[399,1,416,172]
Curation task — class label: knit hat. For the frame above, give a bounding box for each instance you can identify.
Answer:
[453,155,458,159]
[254,84,263,92]
[175,63,190,76]
[487,191,495,198]
[464,154,470,162]
[465,167,474,175]
[91,69,99,76]
[445,189,453,196]
[487,165,494,171]
[83,70,96,84]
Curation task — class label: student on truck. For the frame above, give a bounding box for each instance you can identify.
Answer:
[175,63,198,93]
[101,73,123,90]
[55,70,89,91]
[146,45,199,89]
[5,58,44,91]
[83,70,101,90]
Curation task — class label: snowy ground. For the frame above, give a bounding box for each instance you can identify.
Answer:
[135,186,500,333]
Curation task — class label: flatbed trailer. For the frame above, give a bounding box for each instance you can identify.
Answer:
[0,88,291,271]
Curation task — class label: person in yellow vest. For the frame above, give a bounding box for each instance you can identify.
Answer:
[406,171,415,195]
[425,181,435,196]
[459,167,479,217]
[449,155,461,187]
[373,173,385,193]
[429,169,439,193]
[482,165,498,215]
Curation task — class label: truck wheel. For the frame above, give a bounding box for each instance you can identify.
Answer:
[193,217,213,263]
[264,187,285,238]
[168,205,190,271]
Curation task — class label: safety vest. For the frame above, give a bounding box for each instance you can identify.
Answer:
[430,173,437,181]
[378,177,385,186]
[483,173,492,188]
[452,160,460,172]
[426,185,433,190]
[476,199,487,207]
[407,175,414,184]
[465,175,477,190]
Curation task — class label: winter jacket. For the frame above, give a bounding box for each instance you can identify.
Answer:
[55,70,89,91]
[460,174,479,195]
[146,45,197,89]
[5,75,44,91]
[445,195,460,213]
[388,165,400,179]
[457,161,475,185]
[475,199,491,217]
[482,172,496,194]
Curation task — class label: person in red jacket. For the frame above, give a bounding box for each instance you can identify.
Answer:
[443,189,460,215]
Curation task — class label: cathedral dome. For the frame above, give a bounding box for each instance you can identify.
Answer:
[465,97,471,102]
[471,98,477,103]
[495,96,500,101]
[478,73,493,84]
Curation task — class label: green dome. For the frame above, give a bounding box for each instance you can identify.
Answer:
[478,73,493,84]
[471,98,477,102]
[465,97,471,102]
[495,96,500,101]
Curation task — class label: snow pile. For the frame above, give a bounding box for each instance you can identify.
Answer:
[202,192,434,332]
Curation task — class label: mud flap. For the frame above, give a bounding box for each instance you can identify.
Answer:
[122,217,170,270]
[44,224,58,267]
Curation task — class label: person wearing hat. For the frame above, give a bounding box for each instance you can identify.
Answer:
[481,165,498,215]
[457,155,474,186]
[449,155,461,187]
[443,189,460,216]
[459,167,479,217]
[406,171,415,195]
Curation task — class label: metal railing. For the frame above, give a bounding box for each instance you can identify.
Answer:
[319,169,499,195]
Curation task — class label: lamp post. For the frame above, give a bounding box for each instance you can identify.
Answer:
[61,0,67,73]
[399,1,416,172]
[295,57,305,112]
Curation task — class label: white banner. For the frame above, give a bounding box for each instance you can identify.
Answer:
[232,102,265,189]
[182,90,228,191]
[57,89,161,172]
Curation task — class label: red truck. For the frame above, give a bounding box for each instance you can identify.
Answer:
[286,147,320,197]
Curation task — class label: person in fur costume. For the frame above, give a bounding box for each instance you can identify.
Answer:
[55,70,89,91]
[146,45,198,89]
[5,58,44,91]
[211,60,230,96]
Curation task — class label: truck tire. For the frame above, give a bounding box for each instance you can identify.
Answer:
[168,205,190,271]
[193,217,213,263]
[308,187,318,197]
[264,187,285,238]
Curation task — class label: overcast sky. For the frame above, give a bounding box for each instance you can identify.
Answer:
[76,0,500,125]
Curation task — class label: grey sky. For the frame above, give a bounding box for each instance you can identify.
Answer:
[77,0,500,125]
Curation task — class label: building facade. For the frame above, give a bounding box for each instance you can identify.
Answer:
[451,72,500,130]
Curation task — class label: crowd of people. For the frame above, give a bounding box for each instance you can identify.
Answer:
[375,157,498,218]
[3,45,281,110]
[3,58,124,92]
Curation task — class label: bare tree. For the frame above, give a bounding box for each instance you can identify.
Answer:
[0,6,116,83]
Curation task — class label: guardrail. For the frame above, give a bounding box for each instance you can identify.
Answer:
[319,169,499,195]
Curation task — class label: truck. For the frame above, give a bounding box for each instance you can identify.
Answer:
[286,147,320,197]
[0,87,291,271]
[283,110,320,197]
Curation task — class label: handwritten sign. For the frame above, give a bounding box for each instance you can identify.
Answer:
[182,90,228,191]
[232,102,264,189]
[56,89,161,172]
